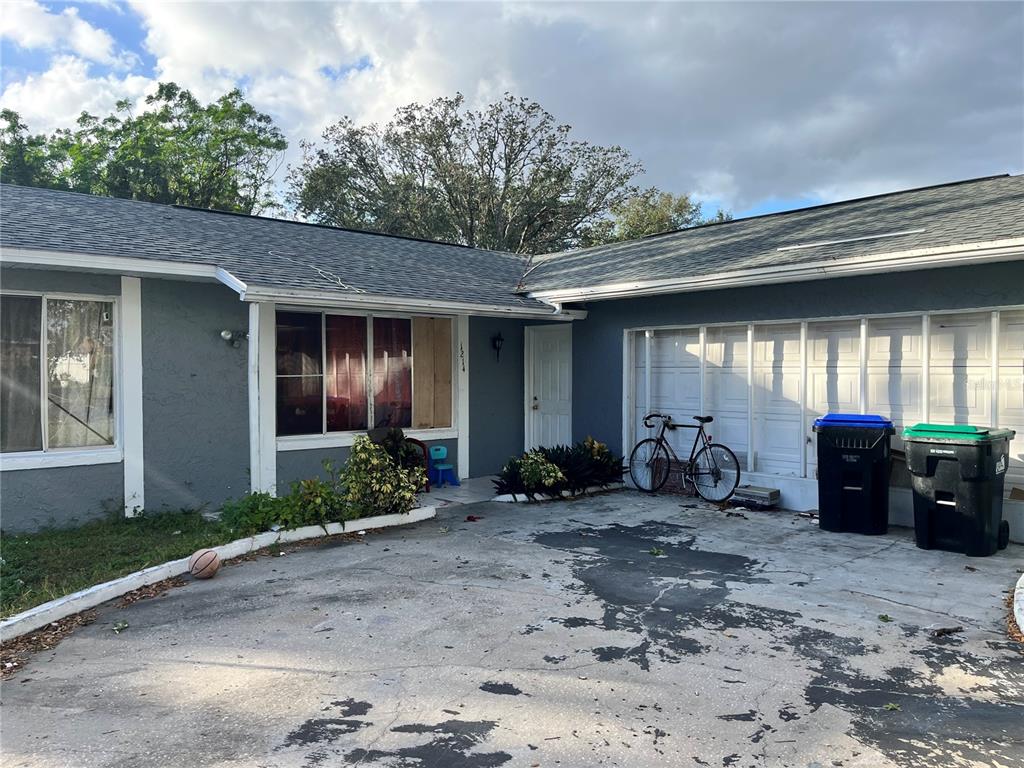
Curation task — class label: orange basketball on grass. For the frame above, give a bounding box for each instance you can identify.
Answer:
[188,549,221,579]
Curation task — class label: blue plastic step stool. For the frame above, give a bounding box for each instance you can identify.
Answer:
[429,445,460,488]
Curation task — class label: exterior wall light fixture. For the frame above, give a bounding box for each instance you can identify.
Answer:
[220,329,248,348]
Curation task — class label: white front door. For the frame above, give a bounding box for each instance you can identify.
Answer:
[526,324,572,449]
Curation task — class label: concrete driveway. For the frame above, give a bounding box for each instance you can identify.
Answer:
[3,492,1022,768]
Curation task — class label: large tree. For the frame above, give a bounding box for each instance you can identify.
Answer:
[587,188,732,245]
[0,83,287,214]
[289,94,647,254]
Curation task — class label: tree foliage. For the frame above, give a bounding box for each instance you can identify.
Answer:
[0,83,287,214]
[289,93,647,254]
[587,188,732,244]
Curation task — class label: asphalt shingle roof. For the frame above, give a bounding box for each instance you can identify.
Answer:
[2,175,1021,307]
[520,174,1024,295]
[0,184,546,311]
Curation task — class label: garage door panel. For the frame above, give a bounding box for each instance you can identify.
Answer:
[651,370,699,411]
[754,325,800,364]
[998,367,1024,493]
[809,369,859,413]
[869,319,922,363]
[929,368,992,424]
[705,327,748,365]
[706,370,748,408]
[867,370,922,424]
[930,313,990,364]
[754,415,801,475]
[652,330,700,366]
[1000,310,1024,358]
[754,370,801,411]
[809,322,859,366]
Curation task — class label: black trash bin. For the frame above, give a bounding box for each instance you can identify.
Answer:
[812,414,895,535]
[902,424,1015,557]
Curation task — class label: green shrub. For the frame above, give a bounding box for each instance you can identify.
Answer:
[338,436,425,518]
[219,492,288,536]
[493,437,624,500]
[218,439,425,532]
[520,451,566,494]
[375,427,427,474]
[279,469,348,528]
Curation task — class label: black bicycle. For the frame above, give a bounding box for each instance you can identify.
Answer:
[629,413,741,501]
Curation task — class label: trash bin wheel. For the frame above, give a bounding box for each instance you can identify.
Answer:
[998,520,1010,550]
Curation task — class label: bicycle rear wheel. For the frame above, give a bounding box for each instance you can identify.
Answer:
[629,438,671,492]
[691,443,741,502]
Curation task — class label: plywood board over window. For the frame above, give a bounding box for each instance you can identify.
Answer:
[412,317,453,429]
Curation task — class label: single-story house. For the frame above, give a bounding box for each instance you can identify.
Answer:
[1,174,1022,538]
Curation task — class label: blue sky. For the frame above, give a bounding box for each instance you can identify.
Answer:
[2,1,1022,217]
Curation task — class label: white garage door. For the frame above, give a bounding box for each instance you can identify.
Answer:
[627,308,1024,497]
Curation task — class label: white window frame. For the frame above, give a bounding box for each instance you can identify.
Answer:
[0,289,123,471]
[275,308,458,451]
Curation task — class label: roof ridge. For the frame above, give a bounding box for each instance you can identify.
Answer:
[534,172,1016,262]
[173,203,486,251]
[637,172,1014,241]
[0,182,529,258]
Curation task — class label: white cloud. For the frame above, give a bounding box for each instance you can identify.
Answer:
[0,0,127,67]
[1,1,1021,212]
[0,55,152,132]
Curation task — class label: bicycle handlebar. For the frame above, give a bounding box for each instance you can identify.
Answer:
[643,412,674,429]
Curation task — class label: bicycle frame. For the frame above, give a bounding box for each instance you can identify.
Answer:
[645,414,712,468]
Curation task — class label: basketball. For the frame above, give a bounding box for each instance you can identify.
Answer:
[188,549,221,579]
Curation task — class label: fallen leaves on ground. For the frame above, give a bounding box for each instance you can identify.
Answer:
[1007,589,1023,644]
[0,611,96,679]
[118,576,187,607]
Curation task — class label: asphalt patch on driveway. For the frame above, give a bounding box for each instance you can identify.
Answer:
[344,719,512,767]
[534,519,1024,767]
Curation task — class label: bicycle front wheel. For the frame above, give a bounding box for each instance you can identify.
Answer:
[629,438,671,492]
[691,443,741,502]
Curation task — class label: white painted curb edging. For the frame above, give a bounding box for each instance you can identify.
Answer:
[493,483,624,503]
[0,505,435,643]
[1014,572,1024,638]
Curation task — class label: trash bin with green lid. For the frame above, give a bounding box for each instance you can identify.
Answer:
[902,423,1015,556]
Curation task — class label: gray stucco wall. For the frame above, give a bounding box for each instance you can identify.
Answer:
[468,316,531,476]
[570,262,1024,454]
[1,464,124,532]
[276,438,458,491]
[141,278,250,511]
[0,268,124,531]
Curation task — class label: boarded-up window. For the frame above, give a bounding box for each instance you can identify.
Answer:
[412,317,453,429]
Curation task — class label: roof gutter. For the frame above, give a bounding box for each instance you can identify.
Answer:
[240,285,586,321]
[525,238,1024,304]
[0,247,250,295]
[0,246,584,320]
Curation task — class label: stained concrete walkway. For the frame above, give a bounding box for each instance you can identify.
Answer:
[3,492,1022,768]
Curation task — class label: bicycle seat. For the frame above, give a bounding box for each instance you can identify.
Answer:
[693,415,714,424]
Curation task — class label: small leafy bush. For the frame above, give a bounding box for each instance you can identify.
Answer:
[493,436,623,500]
[375,427,427,474]
[520,451,566,493]
[279,469,348,529]
[219,492,288,536]
[338,436,426,518]
[218,439,425,533]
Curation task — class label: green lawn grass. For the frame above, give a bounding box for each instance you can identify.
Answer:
[1,511,238,618]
